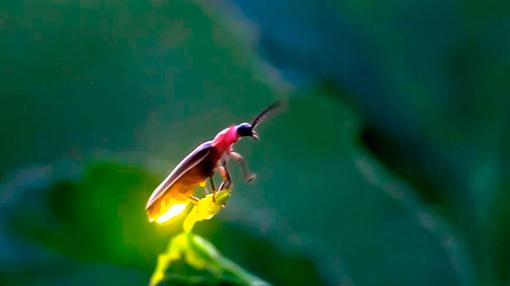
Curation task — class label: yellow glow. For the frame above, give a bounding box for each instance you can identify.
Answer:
[155,203,187,224]
[183,190,231,232]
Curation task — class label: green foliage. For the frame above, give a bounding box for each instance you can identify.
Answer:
[151,233,268,286]
[148,188,269,286]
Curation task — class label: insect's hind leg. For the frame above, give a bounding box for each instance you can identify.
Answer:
[186,194,200,205]
[201,176,216,196]
[209,176,216,192]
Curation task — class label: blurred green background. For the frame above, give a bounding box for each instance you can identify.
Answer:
[1,0,510,285]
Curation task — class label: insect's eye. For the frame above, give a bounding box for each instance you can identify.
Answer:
[236,123,253,137]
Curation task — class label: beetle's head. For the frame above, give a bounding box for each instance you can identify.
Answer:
[235,102,284,141]
[236,122,259,140]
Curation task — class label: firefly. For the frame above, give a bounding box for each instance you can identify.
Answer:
[146,102,282,223]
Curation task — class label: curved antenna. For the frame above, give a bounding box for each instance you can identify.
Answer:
[251,102,284,129]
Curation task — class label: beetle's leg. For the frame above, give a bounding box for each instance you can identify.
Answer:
[229,151,256,182]
[186,194,199,205]
[216,165,231,203]
[209,176,216,192]
[215,165,231,207]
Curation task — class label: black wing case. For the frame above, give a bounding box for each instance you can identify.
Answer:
[145,141,214,209]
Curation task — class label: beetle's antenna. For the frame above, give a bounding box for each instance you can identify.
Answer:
[251,102,283,129]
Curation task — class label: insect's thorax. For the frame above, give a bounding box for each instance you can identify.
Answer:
[212,125,239,154]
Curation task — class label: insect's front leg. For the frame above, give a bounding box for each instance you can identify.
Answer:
[229,151,256,182]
